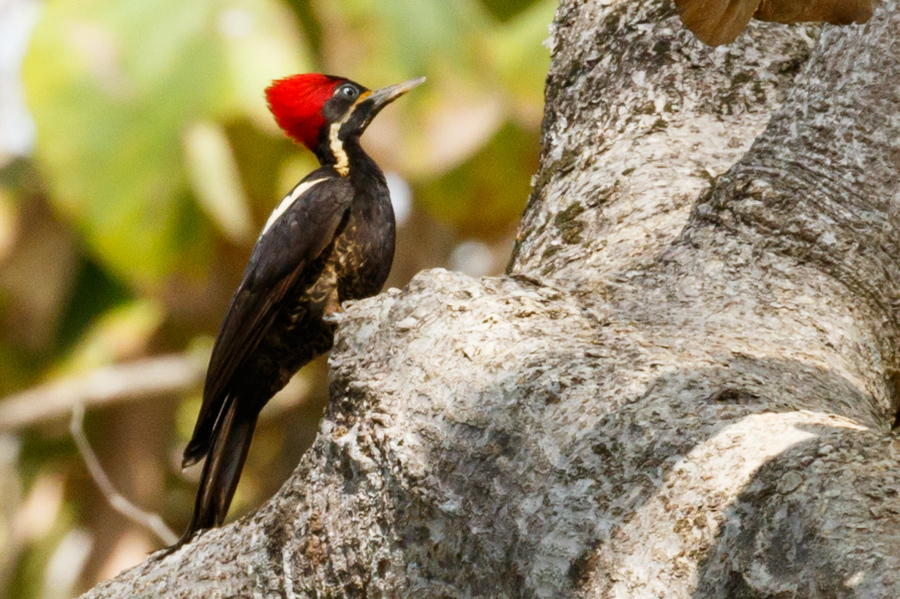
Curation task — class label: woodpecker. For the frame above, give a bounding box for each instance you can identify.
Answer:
[177,74,424,546]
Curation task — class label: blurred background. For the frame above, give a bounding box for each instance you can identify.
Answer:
[0,0,552,595]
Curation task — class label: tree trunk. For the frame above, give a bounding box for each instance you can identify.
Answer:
[80,0,900,597]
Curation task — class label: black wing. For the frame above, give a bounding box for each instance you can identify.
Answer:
[183,170,354,466]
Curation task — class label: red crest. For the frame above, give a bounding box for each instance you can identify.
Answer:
[265,74,344,150]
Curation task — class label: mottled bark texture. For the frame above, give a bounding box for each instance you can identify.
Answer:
[82,1,900,597]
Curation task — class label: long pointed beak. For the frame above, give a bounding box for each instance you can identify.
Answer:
[368,76,426,110]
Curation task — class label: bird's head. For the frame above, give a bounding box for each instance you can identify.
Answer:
[265,74,425,151]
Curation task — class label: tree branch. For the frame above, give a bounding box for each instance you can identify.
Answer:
[70,405,178,546]
[0,353,206,431]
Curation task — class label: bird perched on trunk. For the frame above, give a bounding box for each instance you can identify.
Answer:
[176,73,424,547]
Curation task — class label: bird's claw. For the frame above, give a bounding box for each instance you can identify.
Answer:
[323,310,346,325]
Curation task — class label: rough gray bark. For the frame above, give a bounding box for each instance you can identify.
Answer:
[82,0,900,597]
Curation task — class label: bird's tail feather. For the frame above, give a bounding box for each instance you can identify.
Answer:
[177,397,258,546]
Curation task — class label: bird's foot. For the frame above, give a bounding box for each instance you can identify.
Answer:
[323,300,346,325]
[323,311,346,325]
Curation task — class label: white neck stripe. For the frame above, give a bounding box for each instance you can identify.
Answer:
[327,90,371,178]
[329,122,349,176]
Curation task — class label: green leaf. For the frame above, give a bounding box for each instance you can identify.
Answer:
[183,121,253,244]
[51,299,164,375]
[330,0,492,79]
[487,0,555,124]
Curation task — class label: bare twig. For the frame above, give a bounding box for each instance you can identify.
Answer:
[69,405,178,546]
[0,353,206,431]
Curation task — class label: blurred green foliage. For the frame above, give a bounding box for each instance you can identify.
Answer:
[24,0,310,288]
[0,0,553,595]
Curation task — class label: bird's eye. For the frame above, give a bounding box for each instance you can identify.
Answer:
[338,85,358,100]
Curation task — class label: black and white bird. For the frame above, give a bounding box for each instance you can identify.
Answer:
[177,73,424,546]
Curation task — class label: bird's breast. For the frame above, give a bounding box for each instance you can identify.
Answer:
[331,192,395,300]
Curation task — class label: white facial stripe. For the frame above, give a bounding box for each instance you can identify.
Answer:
[261,178,328,236]
[328,90,372,177]
[329,122,349,176]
